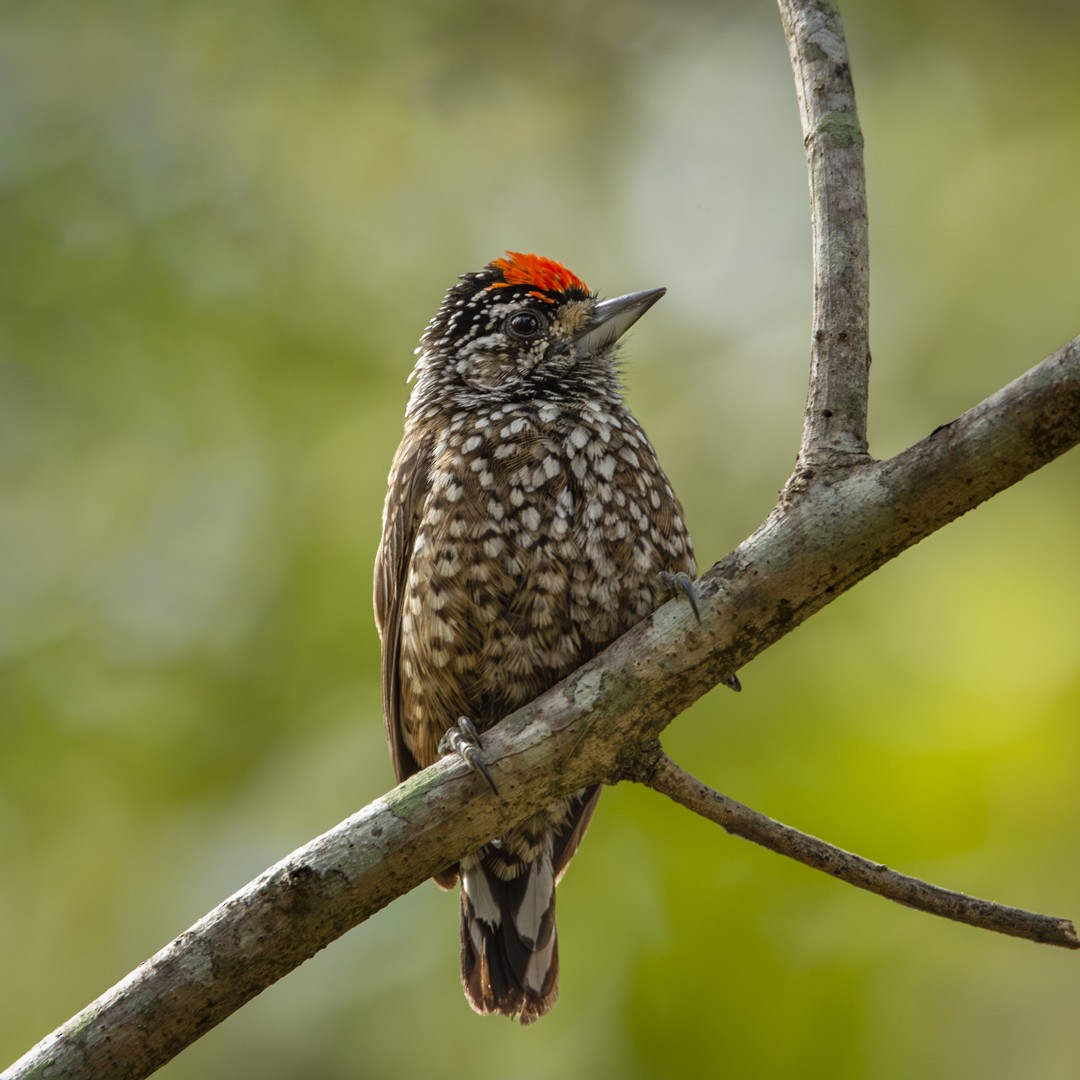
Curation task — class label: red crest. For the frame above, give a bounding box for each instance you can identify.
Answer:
[487,252,588,303]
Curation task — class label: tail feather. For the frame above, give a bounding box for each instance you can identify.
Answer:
[460,852,559,1024]
[458,786,601,1023]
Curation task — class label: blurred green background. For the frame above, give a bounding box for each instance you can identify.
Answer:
[3,1,1079,1077]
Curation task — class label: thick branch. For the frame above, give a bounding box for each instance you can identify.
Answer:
[645,754,1080,949]
[779,0,871,472]
[7,335,1079,1080]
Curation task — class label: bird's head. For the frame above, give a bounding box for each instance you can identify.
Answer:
[409,252,665,410]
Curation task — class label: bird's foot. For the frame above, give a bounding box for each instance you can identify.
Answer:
[439,716,499,794]
[659,570,702,623]
[659,570,742,692]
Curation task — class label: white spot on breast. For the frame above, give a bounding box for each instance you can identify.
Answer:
[468,561,490,583]
[537,569,563,593]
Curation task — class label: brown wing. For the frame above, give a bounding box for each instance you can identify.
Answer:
[373,430,435,783]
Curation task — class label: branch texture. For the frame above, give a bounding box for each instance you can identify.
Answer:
[779,0,871,472]
[646,754,1080,949]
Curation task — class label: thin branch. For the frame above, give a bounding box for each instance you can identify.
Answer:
[779,0,871,473]
[6,336,1079,1080]
[645,753,1080,950]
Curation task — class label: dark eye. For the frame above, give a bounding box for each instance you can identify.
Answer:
[505,310,545,339]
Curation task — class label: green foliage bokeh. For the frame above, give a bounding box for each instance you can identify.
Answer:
[2,2,1079,1077]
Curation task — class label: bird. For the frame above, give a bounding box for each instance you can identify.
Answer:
[374,251,713,1023]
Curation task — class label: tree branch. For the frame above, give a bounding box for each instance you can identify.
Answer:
[779,0,871,473]
[644,753,1080,950]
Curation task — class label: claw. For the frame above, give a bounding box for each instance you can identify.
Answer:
[659,571,742,691]
[659,570,702,623]
[439,716,499,794]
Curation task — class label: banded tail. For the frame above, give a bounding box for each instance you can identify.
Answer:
[460,850,560,1024]
[457,785,600,1023]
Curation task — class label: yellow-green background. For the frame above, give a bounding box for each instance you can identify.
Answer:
[3,1,1079,1077]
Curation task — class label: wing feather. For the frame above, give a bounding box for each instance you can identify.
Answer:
[373,431,434,783]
